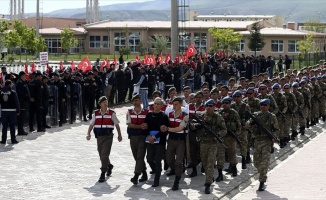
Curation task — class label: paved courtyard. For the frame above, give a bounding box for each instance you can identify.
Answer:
[0,103,325,200]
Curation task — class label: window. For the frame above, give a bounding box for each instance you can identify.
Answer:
[45,38,62,53]
[194,32,207,53]
[288,40,299,53]
[179,32,191,53]
[70,39,85,54]
[128,32,141,52]
[114,32,126,51]
[271,40,283,52]
[239,39,245,52]
[90,36,100,48]
[103,36,109,48]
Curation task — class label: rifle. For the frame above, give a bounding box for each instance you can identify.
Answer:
[278,111,290,122]
[245,110,280,144]
[192,114,227,148]
[298,110,304,119]
[227,129,244,148]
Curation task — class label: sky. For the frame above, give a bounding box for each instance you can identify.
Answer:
[0,0,153,15]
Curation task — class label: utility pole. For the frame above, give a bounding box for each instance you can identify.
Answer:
[36,0,40,59]
[171,0,178,60]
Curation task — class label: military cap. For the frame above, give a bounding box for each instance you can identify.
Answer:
[98,96,108,104]
[205,99,215,106]
[131,94,141,101]
[311,76,317,81]
[246,87,255,94]
[152,90,161,96]
[76,72,82,77]
[322,74,326,79]
[221,96,233,103]
[317,75,322,80]
[283,83,290,88]
[300,79,307,84]
[272,83,280,89]
[232,90,242,97]
[248,82,256,86]
[260,98,271,105]
[292,82,299,87]
[259,84,267,88]
[210,88,219,94]
[18,71,26,77]
[302,76,307,80]
[172,96,183,103]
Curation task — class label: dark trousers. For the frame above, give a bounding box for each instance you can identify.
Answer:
[117,87,125,103]
[17,108,27,134]
[189,130,199,167]
[42,105,49,126]
[1,111,17,142]
[129,135,147,174]
[146,144,165,174]
[124,82,133,101]
[29,104,43,130]
[83,97,95,119]
[97,135,113,173]
[166,139,185,177]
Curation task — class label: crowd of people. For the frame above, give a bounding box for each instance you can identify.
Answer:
[0,52,325,194]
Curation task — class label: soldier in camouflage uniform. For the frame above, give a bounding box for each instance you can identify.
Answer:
[243,87,261,163]
[271,83,288,148]
[190,99,227,194]
[305,78,314,126]
[219,96,241,177]
[247,98,280,191]
[298,79,311,133]
[283,83,298,141]
[231,90,251,169]
[318,75,326,121]
[291,82,305,138]
[311,76,322,125]
[257,84,279,115]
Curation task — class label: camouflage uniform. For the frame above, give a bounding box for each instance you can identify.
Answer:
[292,90,305,133]
[311,82,322,121]
[219,107,241,169]
[249,111,280,183]
[195,112,227,184]
[318,80,326,120]
[271,92,287,141]
[306,84,314,123]
[284,91,298,138]
[298,86,311,129]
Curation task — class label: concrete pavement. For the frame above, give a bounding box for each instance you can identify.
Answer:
[0,103,325,200]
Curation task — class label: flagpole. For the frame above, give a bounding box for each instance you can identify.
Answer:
[171,0,178,61]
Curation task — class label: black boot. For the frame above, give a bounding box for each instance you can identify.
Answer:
[311,120,315,126]
[172,176,181,191]
[149,163,156,174]
[280,139,284,148]
[300,126,305,135]
[215,169,223,182]
[189,167,197,177]
[316,118,319,124]
[139,171,148,182]
[242,156,247,169]
[130,173,140,185]
[306,120,310,128]
[258,182,266,191]
[107,164,114,176]
[167,169,175,176]
[204,183,211,194]
[152,173,161,187]
[98,172,106,183]
[224,163,232,173]
[323,115,326,122]
[163,160,168,171]
[246,152,251,164]
[201,165,205,173]
[232,165,237,177]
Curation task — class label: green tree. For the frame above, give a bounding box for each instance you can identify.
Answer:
[61,28,78,61]
[0,21,9,56]
[248,22,265,56]
[5,29,21,57]
[208,27,242,54]
[119,46,131,58]
[13,20,28,59]
[22,27,37,61]
[136,42,146,56]
[35,35,47,53]
[298,34,315,66]
[149,34,170,54]
[304,18,325,33]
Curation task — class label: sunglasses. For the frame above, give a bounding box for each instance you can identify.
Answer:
[223,102,230,104]
[154,103,161,105]
[273,88,279,90]
[233,96,241,98]
[247,93,253,95]
[206,105,214,107]
[259,88,266,90]
[260,104,268,106]
[284,88,290,90]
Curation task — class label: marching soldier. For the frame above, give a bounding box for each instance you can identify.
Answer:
[298,79,311,132]
[292,82,305,138]
[310,76,322,125]
[83,71,97,121]
[283,83,298,140]
[318,75,326,121]
[16,71,30,135]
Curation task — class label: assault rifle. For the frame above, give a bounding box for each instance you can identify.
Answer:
[278,111,290,122]
[192,114,227,148]
[227,130,244,148]
[245,110,280,144]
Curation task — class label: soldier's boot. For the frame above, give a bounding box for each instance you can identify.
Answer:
[189,167,197,177]
[323,115,326,122]
[311,119,315,126]
[316,118,319,124]
[306,120,310,128]
[246,152,252,164]
[149,163,156,174]
[215,169,223,182]
[98,172,106,183]
[163,160,169,171]
[152,173,161,187]
[172,176,181,191]
[130,173,140,185]
[232,165,237,177]
[139,171,148,182]
[291,131,296,140]
[242,156,247,169]
[280,139,284,148]
[167,169,175,176]
[201,165,205,173]
[299,126,305,135]
[204,183,211,194]
[258,182,266,191]
[106,164,114,176]
[224,163,232,173]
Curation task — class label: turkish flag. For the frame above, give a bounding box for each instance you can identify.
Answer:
[24,63,29,80]
[113,56,118,69]
[157,53,163,65]
[71,60,75,71]
[186,44,197,57]
[143,55,148,65]
[59,60,64,71]
[165,54,171,63]
[77,57,92,73]
[183,53,189,63]
[222,50,226,58]
[46,63,49,74]
[175,54,179,63]
[135,54,140,63]
[100,57,109,71]
[217,50,221,57]
[205,52,208,59]
[31,62,36,72]
[149,54,155,65]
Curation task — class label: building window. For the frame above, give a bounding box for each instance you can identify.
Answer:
[114,32,126,51]
[70,39,85,54]
[288,40,299,53]
[90,36,101,48]
[179,32,191,53]
[194,32,207,53]
[239,39,245,52]
[45,38,62,53]
[128,32,141,52]
[271,40,283,52]
[103,36,109,48]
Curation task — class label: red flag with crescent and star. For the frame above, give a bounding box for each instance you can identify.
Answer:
[24,63,29,80]
[142,55,148,65]
[175,54,180,63]
[186,44,197,57]
[222,50,226,58]
[205,52,209,59]
[100,57,109,71]
[71,60,75,71]
[31,62,36,72]
[158,53,163,65]
[59,60,64,71]
[149,54,156,65]
[78,57,92,72]
[135,54,140,63]
[165,54,171,63]
[113,56,118,69]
